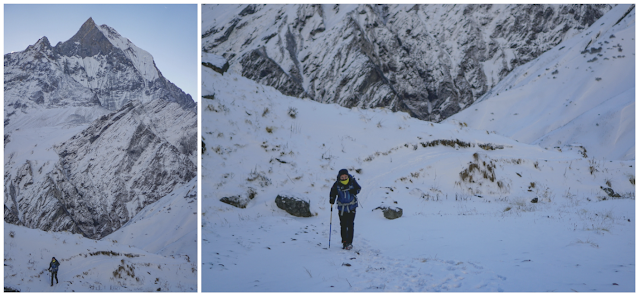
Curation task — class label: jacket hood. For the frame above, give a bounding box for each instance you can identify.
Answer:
[336,173,353,181]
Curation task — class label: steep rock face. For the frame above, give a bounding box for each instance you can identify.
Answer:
[4,17,195,116]
[4,99,197,239]
[202,4,611,121]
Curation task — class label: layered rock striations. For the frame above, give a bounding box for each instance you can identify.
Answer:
[202,4,611,121]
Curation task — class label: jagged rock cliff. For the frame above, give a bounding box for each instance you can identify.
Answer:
[202,4,611,121]
[4,99,196,239]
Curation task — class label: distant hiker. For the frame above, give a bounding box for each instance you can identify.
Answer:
[330,169,361,250]
[48,257,60,286]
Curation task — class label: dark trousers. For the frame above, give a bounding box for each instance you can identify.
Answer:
[51,271,58,285]
[339,209,356,244]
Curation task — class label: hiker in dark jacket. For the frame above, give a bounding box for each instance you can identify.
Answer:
[48,257,60,286]
[329,169,361,250]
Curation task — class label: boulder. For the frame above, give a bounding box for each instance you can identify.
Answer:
[275,195,313,217]
[220,188,257,209]
[202,53,229,75]
[374,206,403,220]
[220,195,250,209]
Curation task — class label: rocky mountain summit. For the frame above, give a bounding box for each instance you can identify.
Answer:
[4,17,195,116]
[202,4,611,121]
[4,18,196,239]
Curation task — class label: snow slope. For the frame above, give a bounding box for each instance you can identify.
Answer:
[4,225,196,292]
[450,4,635,161]
[200,66,634,292]
[103,178,197,259]
[4,178,197,292]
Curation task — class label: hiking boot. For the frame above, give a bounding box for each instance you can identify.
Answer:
[346,243,353,250]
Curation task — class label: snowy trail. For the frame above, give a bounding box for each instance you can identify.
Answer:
[201,207,511,292]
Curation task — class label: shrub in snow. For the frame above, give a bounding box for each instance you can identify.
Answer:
[288,107,298,118]
[247,169,272,187]
[275,195,313,217]
[600,186,621,198]
[374,206,403,220]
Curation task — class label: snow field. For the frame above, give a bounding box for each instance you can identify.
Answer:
[4,222,196,292]
[201,68,634,292]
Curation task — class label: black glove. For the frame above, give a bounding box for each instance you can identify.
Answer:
[330,198,335,205]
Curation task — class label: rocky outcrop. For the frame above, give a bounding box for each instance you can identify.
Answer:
[220,188,257,209]
[203,4,611,121]
[374,206,403,220]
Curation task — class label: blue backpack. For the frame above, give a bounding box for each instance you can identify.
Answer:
[336,176,359,215]
[50,259,59,272]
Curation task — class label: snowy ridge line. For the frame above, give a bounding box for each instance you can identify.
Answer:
[360,139,510,164]
[95,22,159,83]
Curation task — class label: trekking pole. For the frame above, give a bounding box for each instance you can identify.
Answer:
[329,204,333,248]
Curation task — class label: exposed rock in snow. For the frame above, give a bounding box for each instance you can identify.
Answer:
[202,52,229,75]
[275,195,313,217]
[374,206,403,220]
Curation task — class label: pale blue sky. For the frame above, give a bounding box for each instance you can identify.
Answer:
[4,4,197,99]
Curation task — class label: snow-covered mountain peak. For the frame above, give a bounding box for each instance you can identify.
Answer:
[30,36,52,51]
[4,18,195,114]
[57,17,115,58]
[95,21,161,83]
